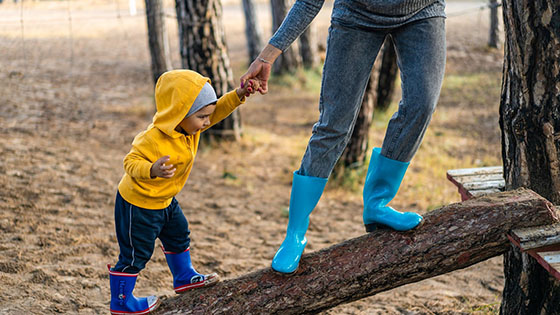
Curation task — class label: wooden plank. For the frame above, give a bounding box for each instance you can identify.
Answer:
[447,166,503,177]
[510,223,560,251]
[463,180,505,191]
[470,188,504,197]
[446,166,505,201]
[452,173,505,184]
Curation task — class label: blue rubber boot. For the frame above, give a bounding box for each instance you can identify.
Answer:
[161,246,219,293]
[363,148,423,232]
[271,171,328,274]
[108,265,160,315]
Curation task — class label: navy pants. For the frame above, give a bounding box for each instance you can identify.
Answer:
[113,191,190,273]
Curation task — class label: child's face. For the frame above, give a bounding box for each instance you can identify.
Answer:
[177,104,216,135]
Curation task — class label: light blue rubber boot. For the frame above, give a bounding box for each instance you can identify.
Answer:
[363,148,423,232]
[271,171,328,274]
[108,265,160,315]
[161,246,219,293]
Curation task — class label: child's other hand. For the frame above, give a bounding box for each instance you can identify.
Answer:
[236,79,260,99]
[150,155,175,178]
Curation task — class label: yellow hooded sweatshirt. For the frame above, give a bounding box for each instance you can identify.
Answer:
[117,70,244,209]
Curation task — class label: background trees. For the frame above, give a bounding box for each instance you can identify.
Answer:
[144,0,171,85]
[175,0,241,140]
[499,1,560,313]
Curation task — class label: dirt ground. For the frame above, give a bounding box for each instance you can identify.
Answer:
[0,1,506,314]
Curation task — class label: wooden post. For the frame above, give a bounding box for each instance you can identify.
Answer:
[155,189,558,314]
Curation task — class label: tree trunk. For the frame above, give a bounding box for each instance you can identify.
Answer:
[488,0,500,48]
[333,69,375,175]
[499,1,560,314]
[155,189,558,314]
[376,36,398,112]
[242,0,263,65]
[175,0,241,140]
[270,0,300,74]
[145,0,172,85]
[299,22,319,69]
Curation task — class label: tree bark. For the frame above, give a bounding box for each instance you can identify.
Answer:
[299,22,319,69]
[376,36,398,112]
[333,69,375,175]
[242,0,263,65]
[145,0,172,85]
[155,189,558,314]
[499,1,560,314]
[488,0,500,48]
[270,0,301,74]
[175,0,241,140]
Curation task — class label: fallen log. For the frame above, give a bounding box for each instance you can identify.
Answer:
[155,188,558,314]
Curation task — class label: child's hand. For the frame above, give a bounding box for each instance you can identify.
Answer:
[236,79,260,99]
[150,155,175,178]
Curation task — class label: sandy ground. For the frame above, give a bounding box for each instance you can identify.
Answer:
[0,1,506,314]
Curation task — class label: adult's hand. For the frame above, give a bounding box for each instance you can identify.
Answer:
[240,60,272,94]
[240,44,282,95]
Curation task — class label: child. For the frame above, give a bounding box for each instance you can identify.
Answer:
[108,69,258,315]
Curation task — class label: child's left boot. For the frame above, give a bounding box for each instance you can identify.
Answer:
[108,265,160,315]
[161,246,219,293]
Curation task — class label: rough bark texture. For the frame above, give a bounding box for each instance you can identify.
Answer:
[270,0,301,74]
[175,0,241,139]
[333,69,375,175]
[242,0,263,65]
[299,22,319,69]
[488,0,501,48]
[155,189,557,314]
[499,1,560,314]
[145,0,172,85]
[376,36,398,112]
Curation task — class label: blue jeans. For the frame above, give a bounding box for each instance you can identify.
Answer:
[299,17,446,178]
[113,192,191,273]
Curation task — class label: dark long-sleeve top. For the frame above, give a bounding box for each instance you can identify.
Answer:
[269,0,446,51]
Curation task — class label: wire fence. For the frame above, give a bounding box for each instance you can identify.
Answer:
[0,0,502,135]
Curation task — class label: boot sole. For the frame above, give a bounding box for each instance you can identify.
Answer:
[110,298,160,315]
[271,265,298,276]
[365,218,424,233]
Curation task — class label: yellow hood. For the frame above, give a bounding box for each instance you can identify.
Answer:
[152,70,211,138]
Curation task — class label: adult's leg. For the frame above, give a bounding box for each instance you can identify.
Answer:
[381,17,446,162]
[298,21,387,178]
[272,22,386,274]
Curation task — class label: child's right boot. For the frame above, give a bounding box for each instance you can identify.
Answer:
[271,171,328,274]
[161,246,219,293]
[108,265,160,315]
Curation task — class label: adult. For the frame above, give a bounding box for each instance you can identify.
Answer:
[241,0,446,274]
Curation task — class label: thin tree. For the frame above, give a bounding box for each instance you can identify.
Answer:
[488,0,500,48]
[270,0,300,74]
[499,1,560,313]
[175,0,241,140]
[145,0,172,85]
[298,22,319,69]
[242,0,263,65]
[376,36,398,112]
[332,68,376,176]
